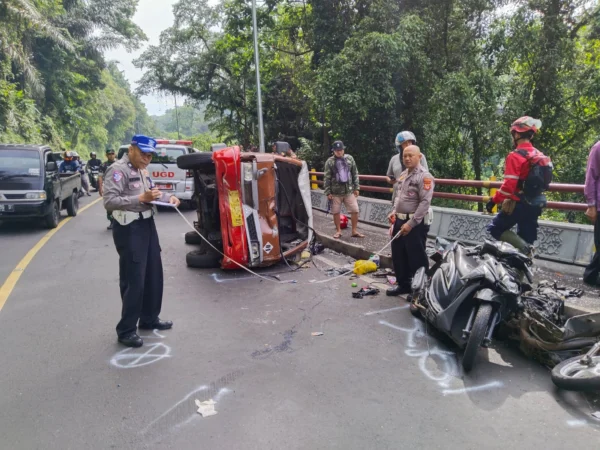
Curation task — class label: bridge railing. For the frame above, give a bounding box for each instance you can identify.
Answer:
[309,171,586,212]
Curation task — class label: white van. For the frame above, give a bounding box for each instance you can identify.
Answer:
[118,139,199,207]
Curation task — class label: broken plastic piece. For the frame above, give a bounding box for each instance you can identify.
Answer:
[311,332,324,336]
[352,286,380,299]
[195,399,217,417]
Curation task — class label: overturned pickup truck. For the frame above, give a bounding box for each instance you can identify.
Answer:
[177,146,313,270]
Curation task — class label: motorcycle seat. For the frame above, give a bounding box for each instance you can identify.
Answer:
[454,245,480,278]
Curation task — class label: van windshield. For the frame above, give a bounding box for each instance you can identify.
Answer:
[0,150,41,179]
[153,146,186,164]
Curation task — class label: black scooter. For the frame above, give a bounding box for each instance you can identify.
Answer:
[410,239,533,372]
[87,166,100,191]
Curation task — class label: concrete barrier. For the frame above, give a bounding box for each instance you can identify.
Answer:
[311,190,594,267]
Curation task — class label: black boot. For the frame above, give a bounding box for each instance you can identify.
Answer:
[118,332,143,348]
[386,285,411,297]
[138,319,173,330]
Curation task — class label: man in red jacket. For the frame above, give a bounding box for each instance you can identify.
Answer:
[486,116,545,253]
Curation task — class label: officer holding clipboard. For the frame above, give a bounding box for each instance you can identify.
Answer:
[103,135,180,347]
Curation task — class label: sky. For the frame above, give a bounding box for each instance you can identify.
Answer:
[104,0,180,117]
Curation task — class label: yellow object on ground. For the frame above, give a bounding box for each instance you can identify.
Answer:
[353,260,377,275]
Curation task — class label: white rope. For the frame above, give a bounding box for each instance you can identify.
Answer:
[174,206,402,285]
[175,206,292,284]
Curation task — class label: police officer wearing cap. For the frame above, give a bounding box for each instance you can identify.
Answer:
[386,145,434,297]
[103,135,180,347]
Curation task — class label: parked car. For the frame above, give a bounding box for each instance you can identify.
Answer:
[118,139,199,208]
[0,144,82,228]
[177,145,313,269]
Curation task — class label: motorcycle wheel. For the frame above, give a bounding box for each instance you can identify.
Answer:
[551,355,600,392]
[462,303,492,372]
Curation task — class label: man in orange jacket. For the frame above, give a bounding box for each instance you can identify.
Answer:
[486,116,548,253]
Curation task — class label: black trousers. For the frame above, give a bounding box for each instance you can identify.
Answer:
[487,201,541,245]
[112,217,164,337]
[584,215,600,284]
[391,219,429,290]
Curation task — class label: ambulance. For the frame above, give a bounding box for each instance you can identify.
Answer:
[118,139,199,208]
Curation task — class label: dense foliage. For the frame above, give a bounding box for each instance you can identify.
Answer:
[0,0,156,158]
[136,0,600,218]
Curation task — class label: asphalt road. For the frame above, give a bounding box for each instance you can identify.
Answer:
[1,198,599,449]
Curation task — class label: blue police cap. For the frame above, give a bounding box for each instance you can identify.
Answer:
[131,135,157,153]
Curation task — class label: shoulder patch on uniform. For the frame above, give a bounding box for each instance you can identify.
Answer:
[113,171,123,182]
[423,177,433,191]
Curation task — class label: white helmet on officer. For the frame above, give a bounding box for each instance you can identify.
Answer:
[395,131,416,148]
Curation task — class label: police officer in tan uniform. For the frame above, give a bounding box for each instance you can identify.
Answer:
[103,135,180,347]
[386,145,434,296]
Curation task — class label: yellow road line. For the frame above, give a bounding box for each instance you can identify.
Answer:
[0,197,103,313]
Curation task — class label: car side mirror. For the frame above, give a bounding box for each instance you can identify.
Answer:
[46,161,58,172]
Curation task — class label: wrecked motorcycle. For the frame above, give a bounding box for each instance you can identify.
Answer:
[500,281,600,391]
[410,239,533,372]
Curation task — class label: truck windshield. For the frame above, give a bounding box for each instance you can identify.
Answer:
[0,150,41,177]
[153,146,186,164]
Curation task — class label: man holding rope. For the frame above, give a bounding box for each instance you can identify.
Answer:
[386,145,434,297]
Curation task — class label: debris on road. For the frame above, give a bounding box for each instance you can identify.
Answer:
[310,241,325,255]
[352,286,380,299]
[351,282,358,287]
[311,332,324,336]
[591,411,600,420]
[353,260,377,275]
[325,267,352,277]
[387,276,396,285]
[195,399,218,417]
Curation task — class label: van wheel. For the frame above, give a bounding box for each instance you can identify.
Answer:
[186,250,220,269]
[185,230,204,245]
[177,152,214,172]
[45,201,60,228]
[66,192,79,217]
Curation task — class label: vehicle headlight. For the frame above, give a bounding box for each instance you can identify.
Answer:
[26,192,46,199]
[243,163,254,182]
[251,242,259,260]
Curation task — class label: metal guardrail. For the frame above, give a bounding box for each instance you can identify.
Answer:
[310,171,586,212]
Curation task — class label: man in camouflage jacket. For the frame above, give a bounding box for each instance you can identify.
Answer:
[323,141,364,238]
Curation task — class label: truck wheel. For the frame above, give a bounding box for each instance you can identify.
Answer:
[185,230,204,245]
[45,201,60,229]
[66,192,79,217]
[186,250,220,269]
[177,152,214,172]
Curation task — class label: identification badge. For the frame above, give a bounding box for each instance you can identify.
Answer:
[228,190,243,227]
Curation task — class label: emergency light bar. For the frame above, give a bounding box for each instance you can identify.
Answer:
[155,139,193,145]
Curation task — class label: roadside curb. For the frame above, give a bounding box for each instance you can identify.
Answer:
[315,231,393,269]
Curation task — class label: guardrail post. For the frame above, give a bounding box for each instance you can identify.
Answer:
[489,175,498,213]
[311,168,318,190]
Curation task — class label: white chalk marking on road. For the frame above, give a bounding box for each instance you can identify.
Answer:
[142,385,209,434]
[379,318,461,388]
[441,381,504,396]
[139,329,166,339]
[566,419,589,427]
[211,273,256,283]
[110,343,172,369]
[365,306,409,316]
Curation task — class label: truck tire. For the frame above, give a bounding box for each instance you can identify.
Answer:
[186,250,220,269]
[185,230,204,245]
[177,152,214,172]
[66,192,79,217]
[45,201,60,229]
